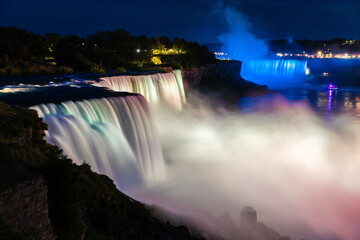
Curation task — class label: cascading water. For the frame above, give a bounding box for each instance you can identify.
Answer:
[94,70,186,111]
[241,60,308,89]
[24,69,360,240]
[30,95,165,191]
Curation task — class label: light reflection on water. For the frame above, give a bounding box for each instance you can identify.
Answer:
[278,86,360,122]
[239,85,360,123]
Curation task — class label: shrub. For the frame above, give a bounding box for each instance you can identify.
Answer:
[57,66,74,74]
[116,67,127,73]
[90,63,106,74]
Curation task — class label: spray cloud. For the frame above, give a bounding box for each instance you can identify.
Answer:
[131,92,360,240]
[218,7,268,61]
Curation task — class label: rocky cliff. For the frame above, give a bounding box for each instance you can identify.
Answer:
[181,64,219,91]
[181,61,270,109]
[0,175,55,240]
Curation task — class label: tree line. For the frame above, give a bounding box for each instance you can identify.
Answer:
[0,27,216,75]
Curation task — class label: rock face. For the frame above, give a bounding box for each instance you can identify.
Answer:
[217,60,242,79]
[181,64,218,91]
[240,207,290,240]
[181,61,244,90]
[181,61,270,110]
[0,175,55,240]
[241,206,257,227]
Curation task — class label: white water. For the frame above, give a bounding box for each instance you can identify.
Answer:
[31,95,164,190]
[94,70,186,111]
[0,80,84,93]
[241,60,308,88]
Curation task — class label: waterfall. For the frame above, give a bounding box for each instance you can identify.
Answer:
[94,70,186,111]
[30,95,164,191]
[241,60,308,88]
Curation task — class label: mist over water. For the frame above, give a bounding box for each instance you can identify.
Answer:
[218,7,268,61]
[130,92,360,240]
[27,69,360,239]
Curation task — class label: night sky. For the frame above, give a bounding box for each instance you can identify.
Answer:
[1,0,360,44]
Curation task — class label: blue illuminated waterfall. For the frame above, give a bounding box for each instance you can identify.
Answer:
[241,60,308,88]
[31,95,164,191]
[94,70,186,111]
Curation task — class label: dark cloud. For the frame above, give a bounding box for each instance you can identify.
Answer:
[0,0,359,43]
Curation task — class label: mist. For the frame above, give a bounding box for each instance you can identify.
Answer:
[218,7,269,61]
[130,92,360,240]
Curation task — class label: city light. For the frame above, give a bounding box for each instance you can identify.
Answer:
[275,51,360,59]
[152,48,185,55]
[321,72,329,77]
[317,51,323,58]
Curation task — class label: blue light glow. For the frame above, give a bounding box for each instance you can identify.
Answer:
[240,59,308,89]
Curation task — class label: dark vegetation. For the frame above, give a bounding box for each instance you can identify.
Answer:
[0,102,203,240]
[0,28,73,76]
[0,219,38,240]
[0,27,216,76]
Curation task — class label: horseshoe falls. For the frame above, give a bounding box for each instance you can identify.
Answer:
[240,59,308,89]
[31,94,164,191]
[94,70,186,111]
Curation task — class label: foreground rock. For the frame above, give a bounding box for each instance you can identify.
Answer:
[0,176,55,240]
